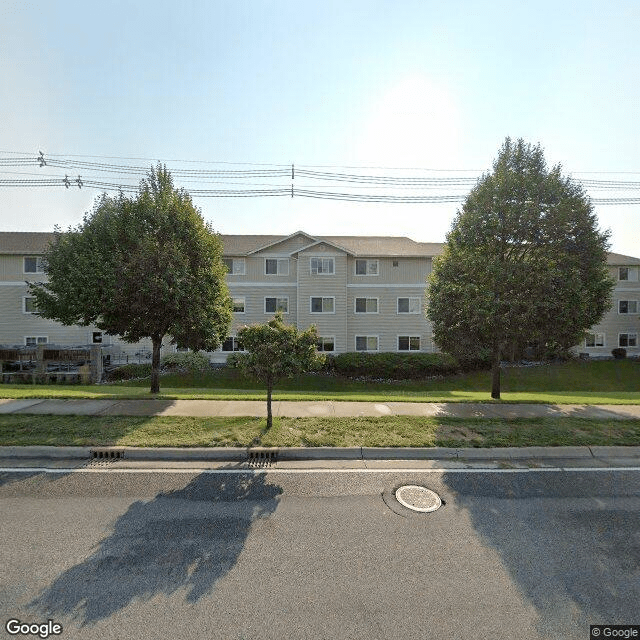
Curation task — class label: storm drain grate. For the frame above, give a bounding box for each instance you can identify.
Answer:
[247,449,278,467]
[395,485,442,513]
[90,449,125,460]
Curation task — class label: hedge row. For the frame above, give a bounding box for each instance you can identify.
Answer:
[324,352,490,379]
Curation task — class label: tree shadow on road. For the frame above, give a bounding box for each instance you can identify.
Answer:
[441,471,640,638]
[29,472,282,626]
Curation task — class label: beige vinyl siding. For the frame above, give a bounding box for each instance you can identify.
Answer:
[227,285,298,331]
[0,255,42,281]
[348,256,432,285]
[251,233,316,255]
[575,273,640,356]
[347,286,432,352]
[0,282,175,357]
[231,254,298,282]
[297,245,348,353]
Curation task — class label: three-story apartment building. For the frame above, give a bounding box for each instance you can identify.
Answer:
[1,230,638,360]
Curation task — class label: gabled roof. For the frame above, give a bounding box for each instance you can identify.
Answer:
[607,252,640,266]
[320,236,444,257]
[0,232,56,254]
[244,230,319,255]
[0,231,637,263]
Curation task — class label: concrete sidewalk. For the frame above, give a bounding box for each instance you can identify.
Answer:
[1,398,640,419]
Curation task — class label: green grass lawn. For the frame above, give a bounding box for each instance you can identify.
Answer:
[1,414,639,448]
[0,359,638,404]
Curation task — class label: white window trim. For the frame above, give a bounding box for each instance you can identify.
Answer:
[354,259,379,276]
[618,300,638,314]
[354,297,379,314]
[23,256,44,274]
[397,335,421,351]
[310,296,336,314]
[232,297,246,314]
[24,336,48,346]
[584,332,605,348]
[355,335,379,352]
[264,296,289,314]
[22,296,37,314]
[618,333,638,347]
[224,258,246,276]
[309,257,335,275]
[317,336,336,352]
[397,297,421,314]
[221,336,246,352]
[264,258,290,276]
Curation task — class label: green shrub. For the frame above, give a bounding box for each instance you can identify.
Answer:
[330,352,471,380]
[105,363,152,381]
[160,351,211,373]
[225,352,242,369]
[612,348,627,359]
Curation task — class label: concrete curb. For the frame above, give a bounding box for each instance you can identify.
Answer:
[590,446,640,458]
[0,444,632,462]
[0,446,93,459]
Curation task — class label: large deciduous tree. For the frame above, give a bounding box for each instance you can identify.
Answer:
[427,138,613,399]
[234,314,324,429]
[29,165,232,393]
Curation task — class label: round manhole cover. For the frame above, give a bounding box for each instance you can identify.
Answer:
[395,485,442,513]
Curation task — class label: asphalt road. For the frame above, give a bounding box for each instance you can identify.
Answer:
[1,468,639,640]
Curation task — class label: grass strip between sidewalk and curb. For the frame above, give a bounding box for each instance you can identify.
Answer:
[0,387,639,404]
[1,415,640,448]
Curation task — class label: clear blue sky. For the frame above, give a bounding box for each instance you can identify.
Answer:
[1,0,639,256]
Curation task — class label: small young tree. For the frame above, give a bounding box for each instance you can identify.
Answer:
[234,314,324,429]
[427,138,613,399]
[29,165,232,393]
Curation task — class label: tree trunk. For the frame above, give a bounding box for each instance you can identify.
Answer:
[150,336,162,394]
[266,382,273,430]
[491,346,502,400]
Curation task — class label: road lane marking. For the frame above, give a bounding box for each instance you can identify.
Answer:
[1,467,640,474]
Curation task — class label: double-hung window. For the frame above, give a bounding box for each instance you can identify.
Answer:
[619,333,638,347]
[317,337,335,352]
[265,297,289,313]
[355,259,378,275]
[23,297,38,313]
[355,297,378,313]
[223,258,245,275]
[398,336,421,351]
[585,333,605,347]
[222,337,244,352]
[310,297,334,313]
[310,258,334,275]
[618,267,639,281]
[24,256,44,274]
[619,300,638,314]
[265,258,289,275]
[397,297,420,314]
[232,297,246,313]
[355,336,378,351]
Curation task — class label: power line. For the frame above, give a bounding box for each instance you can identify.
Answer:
[0,151,639,204]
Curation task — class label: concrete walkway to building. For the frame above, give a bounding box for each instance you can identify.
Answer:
[1,397,640,419]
